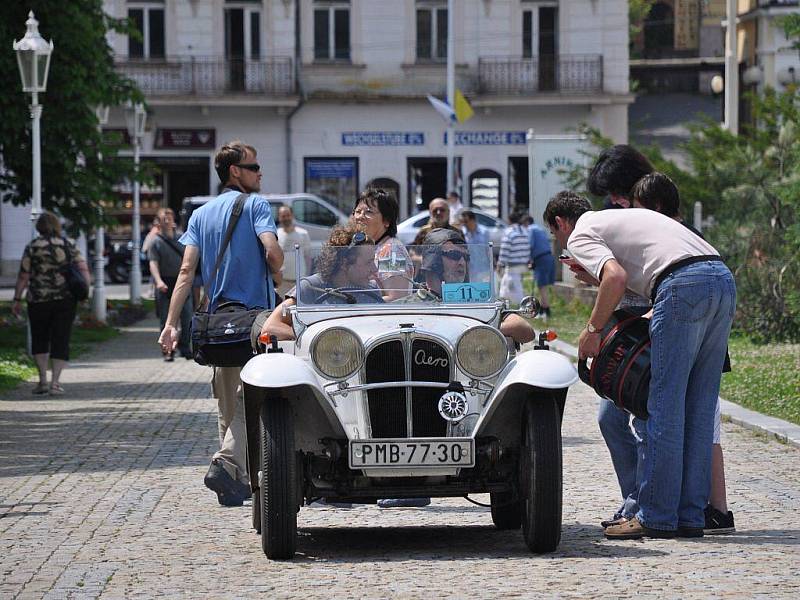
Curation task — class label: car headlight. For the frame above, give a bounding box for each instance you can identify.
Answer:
[456,326,507,379]
[310,327,364,380]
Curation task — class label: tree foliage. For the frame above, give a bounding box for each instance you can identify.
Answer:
[0,1,142,233]
[629,0,656,59]
[560,88,800,343]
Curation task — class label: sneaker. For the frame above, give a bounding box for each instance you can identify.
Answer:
[204,459,251,507]
[377,498,431,508]
[704,505,735,535]
[677,526,704,538]
[164,352,175,362]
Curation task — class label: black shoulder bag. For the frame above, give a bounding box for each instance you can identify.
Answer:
[49,238,89,302]
[190,194,267,367]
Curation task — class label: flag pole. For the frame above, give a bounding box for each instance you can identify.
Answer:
[446,0,455,196]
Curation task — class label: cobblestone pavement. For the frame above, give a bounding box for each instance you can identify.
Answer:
[1,318,799,599]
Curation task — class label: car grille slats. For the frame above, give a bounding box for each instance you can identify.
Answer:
[365,337,450,438]
[411,339,450,437]
[365,340,407,438]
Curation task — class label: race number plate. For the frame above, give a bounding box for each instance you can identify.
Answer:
[349,438,475,469]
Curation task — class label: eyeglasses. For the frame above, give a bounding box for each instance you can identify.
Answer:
[348,231,372,248]
[235,163,261,173]
[352,206,377,218]
[441,249,469,262]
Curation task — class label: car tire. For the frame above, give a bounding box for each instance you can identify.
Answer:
[520,396,562,553]
[252,487,261,534]
[260,397,297,559]
[108,262,128,284]
[490,491,522,530]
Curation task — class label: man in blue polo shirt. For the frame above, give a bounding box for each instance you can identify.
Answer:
[159,141,283,506]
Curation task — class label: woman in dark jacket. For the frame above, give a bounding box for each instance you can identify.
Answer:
[12,212,91,395]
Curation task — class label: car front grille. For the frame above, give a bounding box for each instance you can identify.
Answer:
[365,337,451,438]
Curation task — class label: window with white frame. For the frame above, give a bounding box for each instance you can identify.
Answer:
[127,1,165,59]
[416,1,447,61]
[522,2,558,59]
[313,0,351,61]
[225,1,262,60]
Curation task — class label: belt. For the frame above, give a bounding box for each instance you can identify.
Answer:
[650,255,723,303]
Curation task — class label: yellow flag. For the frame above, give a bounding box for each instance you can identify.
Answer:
[454,89,474,124]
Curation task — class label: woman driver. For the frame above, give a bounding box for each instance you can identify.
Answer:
[260,226,382,341]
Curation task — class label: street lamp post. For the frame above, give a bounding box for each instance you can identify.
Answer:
[93,105,110,322]
[125,102,147,305]
[13,11,53,236]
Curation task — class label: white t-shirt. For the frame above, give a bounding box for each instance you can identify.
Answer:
[567,209,720,299]
[278,226,311,281]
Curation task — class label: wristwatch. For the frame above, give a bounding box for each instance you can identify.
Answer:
[586,321,600,334]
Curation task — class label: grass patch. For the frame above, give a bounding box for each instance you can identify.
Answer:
[0,299,154,393]
[720,335,800,426]
[518,278,800,426]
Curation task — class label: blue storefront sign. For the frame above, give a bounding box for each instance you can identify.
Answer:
[444,131,527,145]
[341,131,425,146]
[305,159,357,179]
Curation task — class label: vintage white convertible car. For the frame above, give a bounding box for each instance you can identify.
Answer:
[241,243,578,559]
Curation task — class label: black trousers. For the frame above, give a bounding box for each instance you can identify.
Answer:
[28,298,77,360]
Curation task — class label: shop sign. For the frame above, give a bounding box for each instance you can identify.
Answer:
[444,131,527,145]
[342,132,425,146]
[155,128,216,149]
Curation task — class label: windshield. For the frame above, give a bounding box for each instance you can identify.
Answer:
[292,243,495,307]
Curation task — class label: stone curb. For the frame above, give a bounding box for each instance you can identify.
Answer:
[547,338,800,449]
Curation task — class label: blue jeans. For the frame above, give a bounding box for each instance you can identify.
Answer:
[598,398,641,519]
[637,261,735,531]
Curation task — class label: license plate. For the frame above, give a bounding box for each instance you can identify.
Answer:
[349,438,474,469]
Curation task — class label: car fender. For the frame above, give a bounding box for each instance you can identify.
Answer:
[240,353,345,449]
[474,350,577,439]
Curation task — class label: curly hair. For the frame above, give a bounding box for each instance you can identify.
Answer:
[315,225,375,281]
[543,190,592,228]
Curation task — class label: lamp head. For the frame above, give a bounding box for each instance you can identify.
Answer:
[12,12,54,93]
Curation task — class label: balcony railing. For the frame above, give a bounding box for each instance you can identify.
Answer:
[478,55,603,95]
[116,56,295,96]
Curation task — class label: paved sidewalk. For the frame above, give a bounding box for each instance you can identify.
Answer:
[1,319,799,598]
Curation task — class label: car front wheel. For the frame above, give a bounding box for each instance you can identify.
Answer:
[520,396,562,553]
[260,397,297,559]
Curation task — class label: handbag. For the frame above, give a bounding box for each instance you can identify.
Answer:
[64,262,89,301]
[191,194,264,367]
[48,238,89,301]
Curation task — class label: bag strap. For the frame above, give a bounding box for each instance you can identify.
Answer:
[157,233,184,259]
[202,193,248,308]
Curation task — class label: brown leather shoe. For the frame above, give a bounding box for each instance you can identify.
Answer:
[604,517,676,540]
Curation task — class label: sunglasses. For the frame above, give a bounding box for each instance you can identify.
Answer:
[235,163,261,173]
[441,249,469,262]
[348,231,373,248]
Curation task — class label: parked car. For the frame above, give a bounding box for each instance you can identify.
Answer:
[179,193,349,251]
[240,243,578,559]
[396,208,507,251]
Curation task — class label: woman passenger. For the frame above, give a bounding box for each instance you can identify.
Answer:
[351,187,414,300]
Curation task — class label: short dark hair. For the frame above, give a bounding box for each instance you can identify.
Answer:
[587,145,653,198]
[352,187,399,237]
[544,190,592,228]
[460,209,476,222]
[35,211,61,237]
[214,140,257,184]
[508,210,526,225]
[631,172,681,218]
[447,190,459,200]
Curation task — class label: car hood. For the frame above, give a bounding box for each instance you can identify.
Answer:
[296,312,495,352]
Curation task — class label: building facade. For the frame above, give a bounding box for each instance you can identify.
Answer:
[1,0,632,275]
